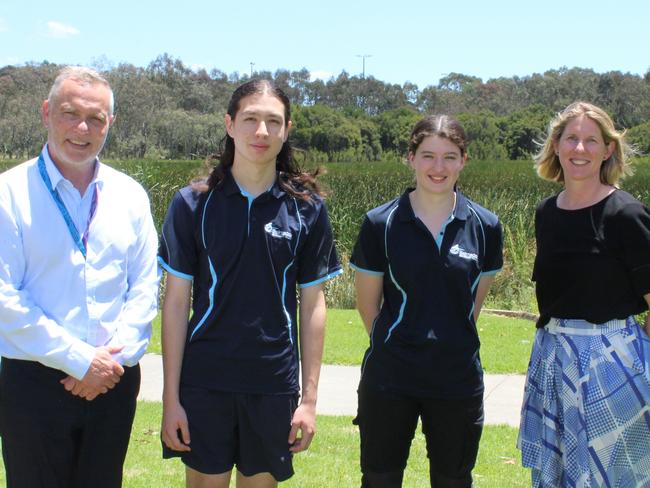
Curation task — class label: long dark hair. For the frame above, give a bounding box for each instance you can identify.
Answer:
[200,79,322,200]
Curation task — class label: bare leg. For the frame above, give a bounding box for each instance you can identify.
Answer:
[186,466,232,488]
[236,470,278,488]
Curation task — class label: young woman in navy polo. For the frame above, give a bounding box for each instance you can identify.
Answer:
[350,116,503,488]
[158,80,341,487]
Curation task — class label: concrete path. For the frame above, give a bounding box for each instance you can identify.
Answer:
[138,354,525,427]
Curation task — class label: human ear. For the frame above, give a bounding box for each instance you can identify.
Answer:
[225,114,234,137]
[41,99,50,128]
[284,119,292,141]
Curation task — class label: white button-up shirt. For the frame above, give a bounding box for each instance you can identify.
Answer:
[0,146,160,379]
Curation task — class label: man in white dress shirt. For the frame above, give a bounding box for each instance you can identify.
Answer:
[0,66,159,487]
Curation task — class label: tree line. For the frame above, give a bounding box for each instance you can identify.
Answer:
[1,54,649,162]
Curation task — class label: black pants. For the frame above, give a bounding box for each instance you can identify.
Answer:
[355,388,484,488]
[0,358,140,488]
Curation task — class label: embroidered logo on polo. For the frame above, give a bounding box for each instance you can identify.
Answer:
[264,222,292,240]
[449,244,478,262]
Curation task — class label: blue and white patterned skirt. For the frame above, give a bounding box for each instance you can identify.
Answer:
[518,317,650,488]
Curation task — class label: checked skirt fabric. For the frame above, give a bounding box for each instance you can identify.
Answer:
[518,317,650,488]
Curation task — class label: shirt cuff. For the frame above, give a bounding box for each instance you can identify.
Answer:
[65,340,97,380]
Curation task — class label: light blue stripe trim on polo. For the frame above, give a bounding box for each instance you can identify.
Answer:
[299,268,344,288]
[281,259,295,345]
[468,272,483,320]
[383,206,406,343]
[238,187,255,236]
[482,267,501,276]
[190,256,217,340]
[467,205,485,254]
[281,198,303,346]
[201,189,215,248]
[193,190,218,340]
[349,263,384,276]
[158,256,193,281]
[385,264,407,342]
[434,213,455,249]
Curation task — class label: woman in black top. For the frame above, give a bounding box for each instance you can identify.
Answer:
[518,101,650,487]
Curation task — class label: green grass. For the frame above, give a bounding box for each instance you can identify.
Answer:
[148,310,535,374]
[0,402,528,486]
[123,403,528,487]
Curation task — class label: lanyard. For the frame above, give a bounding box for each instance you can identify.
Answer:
[37,153,98,259]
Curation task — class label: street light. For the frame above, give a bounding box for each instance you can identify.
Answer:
[250,62,255,78]
[355,54,373,79]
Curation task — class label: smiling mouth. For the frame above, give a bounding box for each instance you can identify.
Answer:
[68,139,90,148]
[429,175,447,182]
[570,159,590,166]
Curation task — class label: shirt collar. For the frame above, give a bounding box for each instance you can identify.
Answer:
[220,170,285,200]
[453,190,471,220]
[41,144,104,191]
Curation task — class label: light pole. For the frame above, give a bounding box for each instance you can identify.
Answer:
[355,54,372,79]
[250,62,255,78]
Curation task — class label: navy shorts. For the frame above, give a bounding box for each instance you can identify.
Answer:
[354,388,483,486]
[163,387,298,481]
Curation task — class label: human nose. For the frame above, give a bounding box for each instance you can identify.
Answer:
[431,156,444,169]
[574,139,586,152]
[75,119,89,133]
[256,121,269,137]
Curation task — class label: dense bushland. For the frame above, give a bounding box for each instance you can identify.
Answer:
[2,58,650,162]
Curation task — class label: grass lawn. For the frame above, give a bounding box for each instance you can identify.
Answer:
[149,309,535,374]
[122,402,528,487]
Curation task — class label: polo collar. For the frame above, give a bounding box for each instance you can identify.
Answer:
[221,170,286,200]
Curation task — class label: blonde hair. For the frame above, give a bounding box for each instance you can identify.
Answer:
[535,101,634,185]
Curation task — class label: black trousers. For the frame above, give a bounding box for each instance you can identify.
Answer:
[0,358,140,488]
[355,388,484,488]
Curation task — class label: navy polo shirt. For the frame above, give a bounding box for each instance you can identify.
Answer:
[350,189,503,399]
[159,172,342,394]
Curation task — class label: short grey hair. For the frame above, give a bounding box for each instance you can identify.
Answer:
[48,66,114,116]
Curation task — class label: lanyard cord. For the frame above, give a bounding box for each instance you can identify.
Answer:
[37,153,98,259]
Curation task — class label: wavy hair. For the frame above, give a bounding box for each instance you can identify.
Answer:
[535,101,634,185]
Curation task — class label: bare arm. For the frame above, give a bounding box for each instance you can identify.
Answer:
[288,283,327,453]
[355,271,383,335]
[160,274,192,452]
[473,275,495,322]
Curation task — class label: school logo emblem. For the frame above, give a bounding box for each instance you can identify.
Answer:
[449,244,478,262]
[264,222,292,240]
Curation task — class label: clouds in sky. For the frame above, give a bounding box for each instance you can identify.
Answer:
[0,18,8,33]
[310,70,333,81]
[46,21,79,39]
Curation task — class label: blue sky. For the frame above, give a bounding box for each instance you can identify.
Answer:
[1,0,648,89]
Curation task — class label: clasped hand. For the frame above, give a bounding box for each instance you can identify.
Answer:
[60,345,124,401]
